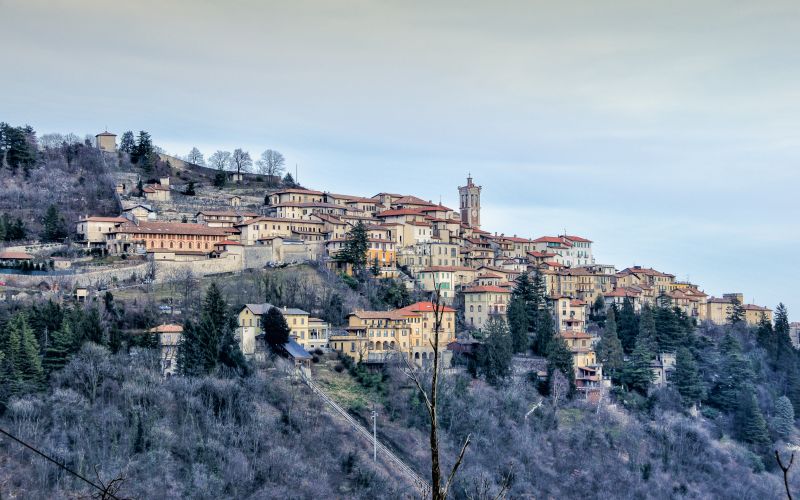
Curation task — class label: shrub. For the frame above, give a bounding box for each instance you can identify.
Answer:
[333,363,344,373]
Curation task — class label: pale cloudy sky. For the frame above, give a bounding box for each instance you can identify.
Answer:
[2,1,799,317]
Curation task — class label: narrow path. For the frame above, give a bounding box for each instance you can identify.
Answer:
[297,368,431,494]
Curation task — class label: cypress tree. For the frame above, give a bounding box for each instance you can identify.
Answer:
[638,304,658,353]
[671,347,704,407]
[508,273,534,352]
[596,307,624,382]
[617,298,638,353]
[533,305,555,356]
[772,395,795,440]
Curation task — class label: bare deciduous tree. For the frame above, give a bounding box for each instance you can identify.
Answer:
[208,150,231,171]
[231,149,252,177]
[187,147,205,166]
[256,149,285,184]
[400,283,470,499]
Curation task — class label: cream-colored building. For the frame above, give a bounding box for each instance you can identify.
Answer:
[75,216,128,249]
[552,296,587,333]
[236,304,314,355]
[95,131,117,152]
[416,266,476,301]
[463,285,511,330]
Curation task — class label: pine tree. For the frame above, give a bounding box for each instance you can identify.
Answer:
[132,131,155,172]
[709,333,754,412]
[217,314,249,377]
[79,307,105,345]
[475,316,513,385]
[596,307,624,382]
[177,320,204,376]
[671,347,704,407]
[756,312,775,359]
[338,221,369,277]
[119,131,135,154]
[622,337,654,395]
[41,204,67,242]
[772,395,795,440]
[617,298,638,353]
[546,336,575,394]
[727,296,746,325]
[734,387,770,448]
[262,307,291,348]
[654,305,683,353]
[774,303,793,365]
[42,323,74,375]
[5,313,44,390]
[183,181,196,196]
[283,172,297,187]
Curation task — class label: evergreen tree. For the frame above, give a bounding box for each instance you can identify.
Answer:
[283,172,297,187]
[589,294,607,328]
[217,315,249,376]
[774,303,793,363]
[622,337,654,395]
[654,305,683,353]
[41,204,68,242]
[262,306,291,348]
[638,304,658,353]
[596,307,624,382]
[709,333,754,412]
[6,313,44,390]
[42,323,74,375]
[772,395,795,440]
[727,296,746,325]
[756,312,775,359]
[79,307,105,345]
[671,347,704,407]
[119,131,135,154]
[183,181,196,196]
[733,386,770,448]
[177,320,205,376]
[507,273,534,352]
[786,361,800,416]
[475,316,513,386]
[132,131,155,172]
[337,221,369,277]
[546,336,575,394]
[617,298,638,353]
[533,305,555,356]
[370,257,381,277]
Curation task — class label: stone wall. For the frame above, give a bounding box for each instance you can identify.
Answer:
[1,262,151,289]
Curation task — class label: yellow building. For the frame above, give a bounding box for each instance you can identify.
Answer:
[552,296,587,333]
[331,301,456,365]
[463,285,511,330]
[705,294,772,326]
[95,131,117,152]
[236,304,312,355]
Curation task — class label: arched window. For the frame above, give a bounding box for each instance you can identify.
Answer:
[170,242,173,248]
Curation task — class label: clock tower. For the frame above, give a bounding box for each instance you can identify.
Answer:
[458,174,481,228]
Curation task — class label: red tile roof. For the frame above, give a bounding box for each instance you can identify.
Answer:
[397,301,457,313]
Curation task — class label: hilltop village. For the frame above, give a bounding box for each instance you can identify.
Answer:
[0,129,784,396]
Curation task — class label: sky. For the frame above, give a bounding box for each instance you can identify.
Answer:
[1,1,799,317]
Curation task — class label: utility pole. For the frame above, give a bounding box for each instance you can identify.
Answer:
[371,407,377,462]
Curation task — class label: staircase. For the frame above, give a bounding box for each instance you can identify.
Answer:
[297,368,430,494]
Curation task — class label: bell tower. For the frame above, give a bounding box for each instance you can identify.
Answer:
[458,174,481,228]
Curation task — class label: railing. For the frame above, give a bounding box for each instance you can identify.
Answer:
[298,368,430,493]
